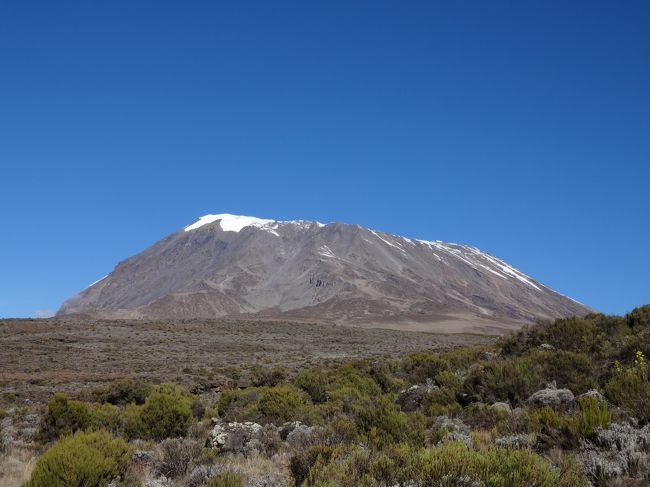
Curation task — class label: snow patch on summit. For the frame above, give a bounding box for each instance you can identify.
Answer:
[184,214,325,235]
[185,214,277,233]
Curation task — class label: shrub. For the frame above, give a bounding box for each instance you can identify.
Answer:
[139,391,193,440]
[462,402,510,430]
[540,351,596,393]
[294,369,328,403]
[324,415,358,444]
[206,472,245,487]
[98,379,152,405]
[627,305,650,329]
[37,392,91,441]
[306,442,589,487]
[574,395,612,437]
[216,388,261,421]
[289,444,336,486]
[368,360,405,393]
[258,384,310,424]
[123,402,146,440]
[462,356,544,405]
[26,430,130,487]
[401,351,450,384]
[521,397,611,449]
[124,384,194,440]
[325,364,383,412]
[252,366,287,387]
[358,396,425,447]
[605,351,650,423]
[190,399,205,419]
[523,406,575,449]
[89,402,122,434]
[157,437,201,478]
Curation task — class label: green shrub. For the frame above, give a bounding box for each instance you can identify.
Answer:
[325,364,382,410]
[306,442,589,487]
[462,349,596,406]
[140,391,193,440]
[574,395,612,437]
[538,350,596,393]
[207,472,246,487]
[462,402,510,430]
[605,351,650,423]
[323,415,358,444]
[37,392,91,441]
[89,402,122,434]
[123,402,146,440]
[401,351,450,384]
[216,388,261,421]
[258,384,310,424]
[97,379,152,405]
[358,396,425,448]
[294,369,328,403]
[422,370,463,417]
[462,356,544,405]
[521,397,610,449]
[368,360,405,393]
[627,305,650,329]
[124,384,194,440]
[252,366,287,387]
[289,444,336,486]
[26,430,130,487]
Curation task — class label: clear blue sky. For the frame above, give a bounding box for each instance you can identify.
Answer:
[1,1,648,318]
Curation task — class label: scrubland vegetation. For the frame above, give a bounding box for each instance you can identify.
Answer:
[2,306,650,486]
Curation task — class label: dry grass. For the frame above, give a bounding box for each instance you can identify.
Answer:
[0,318,493,402]
[0,446,38,487]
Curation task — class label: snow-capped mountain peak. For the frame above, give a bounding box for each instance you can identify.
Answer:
[60,213,590,333]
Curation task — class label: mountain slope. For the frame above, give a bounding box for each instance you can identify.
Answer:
[57,214,590,332]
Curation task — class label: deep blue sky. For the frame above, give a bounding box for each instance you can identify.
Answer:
[1,1,648,318]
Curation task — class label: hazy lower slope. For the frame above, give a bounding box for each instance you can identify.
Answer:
[57,214,590,332]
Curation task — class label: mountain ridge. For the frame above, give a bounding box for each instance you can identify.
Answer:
[57,213,590,333]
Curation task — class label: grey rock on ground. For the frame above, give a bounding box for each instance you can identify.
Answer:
[526,386,574,408]
[280,421,321,447]
[396,379,437,412]
[206,419,280,456]
[577,389,607,402]
[481,351,499,361]
[434,415,473,448]
[491,402,512,414]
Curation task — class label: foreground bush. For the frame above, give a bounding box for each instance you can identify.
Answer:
[303,442,589,487]
[124,383,194,440]
[27,430,130,487]
[36,392,91,441]
[605,351,650,423]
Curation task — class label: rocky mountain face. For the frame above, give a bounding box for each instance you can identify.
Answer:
[57,214,590,333]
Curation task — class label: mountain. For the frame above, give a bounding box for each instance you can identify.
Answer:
[57,214,590,333]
